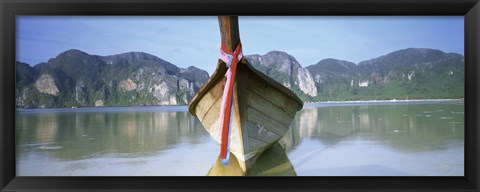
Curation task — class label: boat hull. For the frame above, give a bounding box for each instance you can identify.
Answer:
[189,59,303,172]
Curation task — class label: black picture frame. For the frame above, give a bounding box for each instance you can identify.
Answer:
[1,0,479,191]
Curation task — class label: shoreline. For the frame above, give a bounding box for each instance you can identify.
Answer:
[16,98,464,112]
[306,98,463,104]
[16,105,189,114]
[304,98,464,107]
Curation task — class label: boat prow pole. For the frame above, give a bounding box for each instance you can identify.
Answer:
[218,16,243,164]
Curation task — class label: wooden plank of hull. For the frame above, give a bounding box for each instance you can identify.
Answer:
[246,91,295,127]
[197,78,246,171]
[196,83,224,123]
[245,74,299,118]
[246,108,290,137]
[189,60,303,173]
[189,60,228,117]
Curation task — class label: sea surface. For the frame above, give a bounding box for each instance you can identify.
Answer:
[16,100,464,176]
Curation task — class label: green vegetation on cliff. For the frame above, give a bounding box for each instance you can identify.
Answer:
[16,48,464,108]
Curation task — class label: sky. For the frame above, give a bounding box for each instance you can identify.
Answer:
[16,16,464,75]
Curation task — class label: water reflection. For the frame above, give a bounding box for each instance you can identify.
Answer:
[16,102,464,176]
[281,103,464,153]
[16,110,208,160]
[207,142,296,176]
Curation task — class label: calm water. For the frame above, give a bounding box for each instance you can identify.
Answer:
[16,101,464,176]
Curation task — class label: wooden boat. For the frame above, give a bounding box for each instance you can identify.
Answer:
[188,16,303,173]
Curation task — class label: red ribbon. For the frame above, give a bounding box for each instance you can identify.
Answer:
[218,42,243,163]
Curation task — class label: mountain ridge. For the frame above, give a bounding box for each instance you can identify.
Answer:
[16,50,209,108]
[246,48,463,102]
[16,48,464,108]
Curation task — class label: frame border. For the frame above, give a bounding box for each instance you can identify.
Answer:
[1,0,479,191]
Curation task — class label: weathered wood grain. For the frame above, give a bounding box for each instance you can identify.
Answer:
[189,17,303,174]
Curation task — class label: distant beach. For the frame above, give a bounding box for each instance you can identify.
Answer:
[304,98,464,108]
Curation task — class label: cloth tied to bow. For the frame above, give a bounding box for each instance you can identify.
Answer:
[218,42,243,165]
